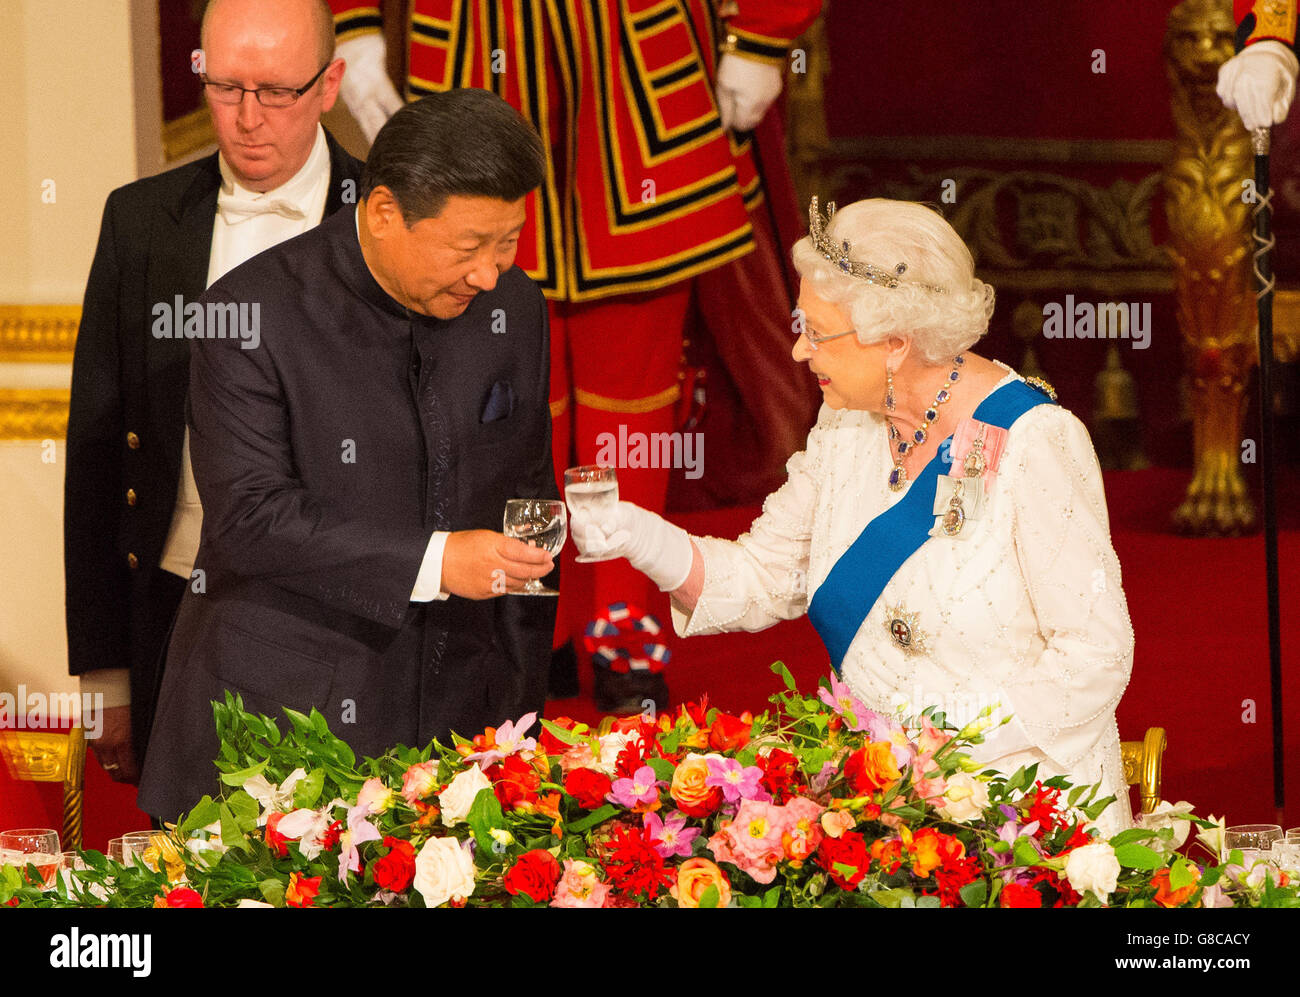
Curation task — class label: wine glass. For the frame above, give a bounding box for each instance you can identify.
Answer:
[121,830,163,870]
[1225,824,1282,864]
[503,499,566,596]
[0,828,61,890]
[106,837,126,864]
[564,465,619,563]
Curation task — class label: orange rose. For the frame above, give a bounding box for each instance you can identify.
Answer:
[671,858,731,908]
[1151,868,1197,908]
[844,742,901,796]
[670,754,724,817]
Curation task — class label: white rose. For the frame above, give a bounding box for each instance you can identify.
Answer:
[1137,800,1195,850]
[413,837,477,908]
[1063,841,1121,902]
[936,772,990,823]
[596,731,639,776]
[439,766,493,827]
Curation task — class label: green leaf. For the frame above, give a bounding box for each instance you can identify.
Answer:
[1107,827,1155,847]
[915,895,942,908]
[226,790,260,827]
[292,768,326,810]
[769,660,797,692]
[1013,837,1041,868]
[465,787,506,853]
[867,888,909,908]
[218,802,250,851]
[1169,858,1198,891]
[258,879,285,907]
[178,796,221,838]
[566,804,620,834]
[647,757,676,783]
[538,719,583,747]
[217,757,269,787]
[959,879,988,908]
[1199,865,1224,887]
[763,886,782,908]
[697,884,719,909]
[1114,843,1165,871]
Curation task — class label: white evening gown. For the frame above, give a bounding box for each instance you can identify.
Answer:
[672,366,1135,838]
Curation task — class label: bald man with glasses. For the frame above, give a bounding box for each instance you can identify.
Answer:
[64,0,363,786]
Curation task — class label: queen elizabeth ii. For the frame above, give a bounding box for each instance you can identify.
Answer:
[572,198,1135,836]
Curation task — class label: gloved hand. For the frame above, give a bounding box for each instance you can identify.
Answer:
[1217,39,1300,131]
[337,34,405,143]
[714,53,784,132]
[570,500,694,592]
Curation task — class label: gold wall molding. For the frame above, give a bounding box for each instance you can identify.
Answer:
[0,305,80,362]
[163,106,215,162]
[0,389,70,441]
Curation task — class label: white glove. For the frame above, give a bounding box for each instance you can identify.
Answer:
[570,500,694,592]
[1217,39,1299,131]
[714,53,784,132]
[336,34,405,143]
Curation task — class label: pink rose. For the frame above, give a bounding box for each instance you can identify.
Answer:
[401,761,438,805]
[550,859,611,908]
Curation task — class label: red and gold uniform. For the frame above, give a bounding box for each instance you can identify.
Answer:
[1235,0,1298,47]
[330,1,820,692]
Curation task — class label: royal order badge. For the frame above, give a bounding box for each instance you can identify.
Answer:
[883,605,930,656]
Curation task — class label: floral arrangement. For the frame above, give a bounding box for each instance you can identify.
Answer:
[4,665,1297,908]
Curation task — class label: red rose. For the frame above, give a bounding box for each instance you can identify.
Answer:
[503,849,563,903]
[758,748,801,803]
[264,811,292,858]
[999,882,1043,908]
[489,755,542,811]
[565,768,613,809]
[371,836,417,893]
[154,887,204,908]
[816,830,869,890]
[707,712,752,751]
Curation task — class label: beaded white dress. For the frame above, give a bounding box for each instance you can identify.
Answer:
[673,366,1135,837]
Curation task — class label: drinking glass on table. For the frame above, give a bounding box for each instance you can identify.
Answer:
[0,828,61,889]
[564,465,619,563]
[106,837,125,864]
[503,499,566,596]
[121,830,163,869]
[1225,824,1282,863]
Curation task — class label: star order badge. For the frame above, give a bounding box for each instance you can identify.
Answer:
[883,605,930,656]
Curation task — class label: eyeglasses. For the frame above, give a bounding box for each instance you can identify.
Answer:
[201,62,331,107]
[798,327,857,351]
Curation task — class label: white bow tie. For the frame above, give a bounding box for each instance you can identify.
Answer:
[217,192,307,225]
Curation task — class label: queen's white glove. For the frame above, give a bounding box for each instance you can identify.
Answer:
[1217,40,1299,131]
[714,53,784,132]
[570,501,694,592]
[337,34,405,143]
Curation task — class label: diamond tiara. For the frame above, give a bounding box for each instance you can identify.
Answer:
[808,196,948,293]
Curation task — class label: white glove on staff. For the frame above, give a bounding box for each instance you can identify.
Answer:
[337,34,406,143]
[1217,40,1300,131]
[715,53,784,132]
[570,501,695,592]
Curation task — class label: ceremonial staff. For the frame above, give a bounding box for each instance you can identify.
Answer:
[1250,124,1286,818]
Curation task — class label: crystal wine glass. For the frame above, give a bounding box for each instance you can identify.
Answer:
[503,498,566,596]
[0,828,61,890]
[564,465,619,563]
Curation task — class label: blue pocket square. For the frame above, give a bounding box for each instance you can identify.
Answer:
[481,380,516,423]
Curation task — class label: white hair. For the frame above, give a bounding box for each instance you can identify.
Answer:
[791,199,995,365]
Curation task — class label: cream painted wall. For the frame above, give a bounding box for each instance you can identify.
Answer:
[1,1,145,729]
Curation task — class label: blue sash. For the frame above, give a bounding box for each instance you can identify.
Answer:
[808,379,1055,674]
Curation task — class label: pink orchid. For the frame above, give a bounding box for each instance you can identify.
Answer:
[644,810,700,859]
[705,756,765,803]
[610,765,660,810]
[463,712,539,768]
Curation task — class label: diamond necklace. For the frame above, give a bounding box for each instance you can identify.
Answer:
[886,354,964,492]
